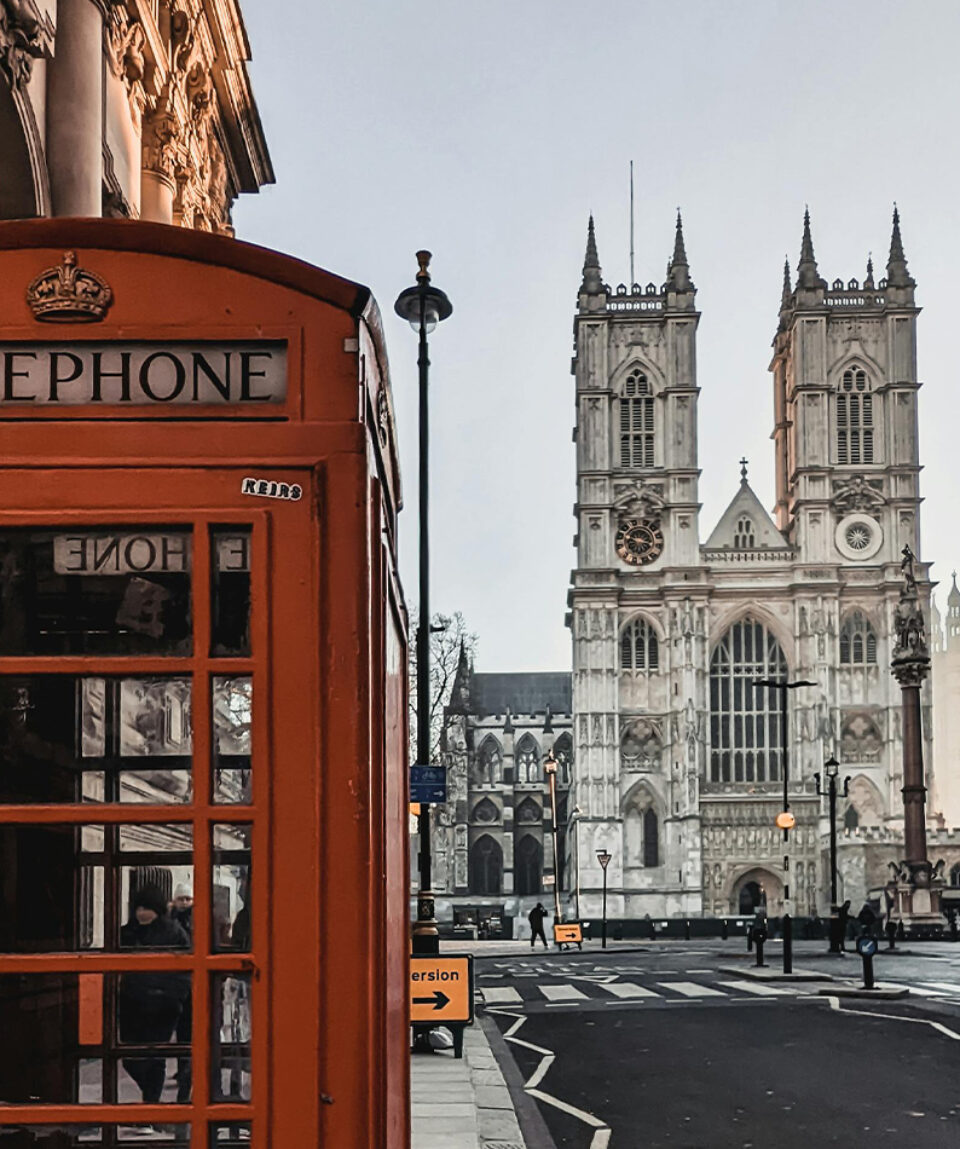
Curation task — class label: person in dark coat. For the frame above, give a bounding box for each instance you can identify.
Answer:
[857,903,878,940]
[837,900,852,952]
[528,903,549,949]
[119,885,191,1104]
[170,882,194,1103]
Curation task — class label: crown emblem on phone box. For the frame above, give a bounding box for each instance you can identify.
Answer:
[26,251,113,322]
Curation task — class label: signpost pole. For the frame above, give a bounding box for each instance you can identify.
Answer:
[544,752,563,928]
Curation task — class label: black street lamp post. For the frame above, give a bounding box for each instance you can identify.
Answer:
[596,849,611,949]
[543,751,563,927]
[395,251,452,958]
[815,755,850,954]
[753,676,816,917]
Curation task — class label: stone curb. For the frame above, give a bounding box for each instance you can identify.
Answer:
[463,1024,527,1149]
[718,965,834,982]
[817,986,910,999]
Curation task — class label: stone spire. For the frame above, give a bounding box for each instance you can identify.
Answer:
[447,640,472,713]
[666,209,691,290]
[864,253,875,290]
[886,204,914,288]
[580,214,604,294]
[796,207,825,290]
[780,256,792,308]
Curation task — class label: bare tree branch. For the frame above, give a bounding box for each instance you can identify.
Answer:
[408,610,478,765]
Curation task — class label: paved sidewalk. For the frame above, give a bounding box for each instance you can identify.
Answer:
[411,1024,527,1149]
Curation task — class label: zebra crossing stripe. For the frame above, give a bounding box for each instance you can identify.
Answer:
[600,981,661,999]
[482,986,523,1005]
[879,982,949,997]
[717,980,794,997]
[538,983,589,1002]
[657,981,725,998]
[924,982,960,994]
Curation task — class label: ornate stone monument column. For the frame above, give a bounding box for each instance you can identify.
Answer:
[888,545,945,935]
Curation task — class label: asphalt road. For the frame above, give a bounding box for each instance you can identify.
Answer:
[477,941,960,1148]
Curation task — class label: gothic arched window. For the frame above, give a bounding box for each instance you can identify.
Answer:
[620,369,655,469]
[469,835,503,895]
[839,611,878,665]
[621,617,659,671]
[514,835,543,896]
[709,618,788,783]
[733,517,755,550]
[642,808,659,867]
[515,734,540,784]
[623,786,659,867]
[476,737,502,783]
[837,367,874,465]
[553,733,573,784]
[950,862,960,888]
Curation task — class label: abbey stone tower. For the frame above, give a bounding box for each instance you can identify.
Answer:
[567,208,953,923]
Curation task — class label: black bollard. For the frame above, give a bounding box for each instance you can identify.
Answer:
[648,919,656,941]
[722,919,729,941]
[862,952,875,989]
[782,913,793,975]
[856,936,877,988]
[755,932,766,968]
[685,919,691,941]
[747,926,754,952]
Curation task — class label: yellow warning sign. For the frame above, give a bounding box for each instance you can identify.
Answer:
[553,922,583,945]
[410,955,474,1025]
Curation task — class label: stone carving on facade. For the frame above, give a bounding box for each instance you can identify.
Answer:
[840,713,883,764]
[106,4,146,125]
[831,475,885,516]
[613,478,665,519]
[621,718,661,770]
[0,0,46,89]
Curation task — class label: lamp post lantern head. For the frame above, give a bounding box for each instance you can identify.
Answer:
[824,756,840,780]
[596,849,612,871]
[544,750,558,777]
[394,250,453,333]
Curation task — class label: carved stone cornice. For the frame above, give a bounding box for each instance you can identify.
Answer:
[831,474,885,516]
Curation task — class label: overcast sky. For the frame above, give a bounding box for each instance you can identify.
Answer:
[236,1,960,671]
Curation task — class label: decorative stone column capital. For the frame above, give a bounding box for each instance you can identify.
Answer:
[0,0,47,88]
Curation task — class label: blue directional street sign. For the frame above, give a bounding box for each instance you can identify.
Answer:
[856,935,878,957]
[410,764,447,804]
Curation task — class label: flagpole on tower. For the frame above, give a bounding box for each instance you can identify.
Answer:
[629,160,635,289]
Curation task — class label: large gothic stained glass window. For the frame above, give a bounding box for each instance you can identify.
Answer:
[709,619,787,783]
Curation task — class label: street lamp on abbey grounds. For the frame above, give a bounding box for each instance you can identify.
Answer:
[596,848,612,949]
[815,755,850,954]
[395,251,453,957]
[543,751,563,924]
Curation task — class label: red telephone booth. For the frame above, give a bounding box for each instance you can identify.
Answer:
[0,220,410,1149]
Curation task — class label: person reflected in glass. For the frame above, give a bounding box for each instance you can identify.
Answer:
[170,882,194,1103]
[119,885,191,1103]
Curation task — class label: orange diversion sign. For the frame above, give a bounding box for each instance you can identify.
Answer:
[0,220,410,1149]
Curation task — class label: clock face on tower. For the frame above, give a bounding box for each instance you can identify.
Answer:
[615,518,664,566]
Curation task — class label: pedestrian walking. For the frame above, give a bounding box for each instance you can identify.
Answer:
[119,885,191,1104]
[857,902,877,940]
[170,882,194,1103]
[528,902,549,949]
[837,899,852,952]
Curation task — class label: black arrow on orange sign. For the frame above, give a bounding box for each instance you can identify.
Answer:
[413,990,450,1010]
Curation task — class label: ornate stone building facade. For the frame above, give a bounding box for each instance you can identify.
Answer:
[933,579,960,833]
[0,0,271,229]
[434,652,572,934]
[568,207,949,921]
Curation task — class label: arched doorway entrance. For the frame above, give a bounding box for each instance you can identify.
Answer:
[732,868,783,915]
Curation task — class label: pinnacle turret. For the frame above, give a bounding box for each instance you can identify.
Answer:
[796,207,825,290]
[780,256,792,308]
[666,209,692,290]
[580,214,603,294]
[886,204,914,288]
[864,253,875,290]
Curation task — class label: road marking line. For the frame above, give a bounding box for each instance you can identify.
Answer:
[538,983,589,1001]
[600,981,661,999]
[717,980,795,997]
[525,1051,555,1091]
[657,981,725,997]
[878,982,948,996]
[526,1087,607,1128]
[482,987,523,1005]
[825,995,960,1041]
[925,981,960,994]
[590,1131,612,1149]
